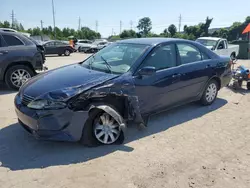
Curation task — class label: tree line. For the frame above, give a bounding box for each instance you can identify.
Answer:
[110,16,250,41]
[1,16,250,41]
[0,20,101,40]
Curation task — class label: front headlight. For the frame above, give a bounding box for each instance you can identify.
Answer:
[27,86,84,110]
[27,99,66,110]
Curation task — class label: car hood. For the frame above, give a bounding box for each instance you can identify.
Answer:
[21,64,118,97]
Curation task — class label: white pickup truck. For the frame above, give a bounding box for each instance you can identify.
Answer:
[196,37,239,59]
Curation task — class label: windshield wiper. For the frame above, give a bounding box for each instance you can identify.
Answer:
[88,55,95,69]
[100,55,112,74]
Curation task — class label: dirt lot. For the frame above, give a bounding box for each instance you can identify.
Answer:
[0,53,250,188]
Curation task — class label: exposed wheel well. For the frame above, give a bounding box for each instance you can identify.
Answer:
[88,96,127,118]
[230,52,236,58]
[4,61,35,81]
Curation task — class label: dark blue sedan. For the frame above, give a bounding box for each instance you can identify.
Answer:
[15,38,232,146]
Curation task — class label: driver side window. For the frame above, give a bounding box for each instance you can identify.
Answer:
[141,44,177,71]
[217,41,225,49]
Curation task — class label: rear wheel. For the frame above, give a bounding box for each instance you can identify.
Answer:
[64,49,71,56]
[80,110,124,147]
[230,52,236,60]
[200,79,218,105]
[247,82,250,90]
[5,65,35,90]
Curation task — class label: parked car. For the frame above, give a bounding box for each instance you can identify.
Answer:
[0,30,46,90]
[85,41,111,53]
[43,40,75,56]
[74,39,93,52]
[0,28,31,37]
[196,37,239,59]
[15,38,232,146]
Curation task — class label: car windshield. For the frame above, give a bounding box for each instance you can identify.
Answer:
[81,43,149,74]
[196,39,217,47]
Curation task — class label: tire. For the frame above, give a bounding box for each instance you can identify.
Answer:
[80,109,124,147]
[78,47,82,52]
[64,49,71,56]
[247,82,250,90]
[58,54,62,56]
[230,52,236,60]
[5,65,35,90]
[200,79,218,106]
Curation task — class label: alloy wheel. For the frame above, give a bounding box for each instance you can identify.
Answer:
[206,83,217,102]
[10,69,31,88]
[94,113,121,144]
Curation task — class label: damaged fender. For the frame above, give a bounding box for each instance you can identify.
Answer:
[89,104,126,132]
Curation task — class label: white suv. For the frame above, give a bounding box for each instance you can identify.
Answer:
[75,39,93,52]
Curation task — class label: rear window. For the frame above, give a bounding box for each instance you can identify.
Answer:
[2,34,24,46]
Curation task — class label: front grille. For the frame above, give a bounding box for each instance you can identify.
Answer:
[21,94,35,106]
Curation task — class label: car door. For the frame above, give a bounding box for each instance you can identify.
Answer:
[175,42,213,101]
[0,34,28,80]
[215,39,227,56]
[44,41,56,54]
[134,43,186,114]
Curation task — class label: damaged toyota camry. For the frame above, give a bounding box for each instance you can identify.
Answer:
[15,38,232,146]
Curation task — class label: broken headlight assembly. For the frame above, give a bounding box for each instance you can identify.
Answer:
[27,87,84,110]
[27,99,66,110]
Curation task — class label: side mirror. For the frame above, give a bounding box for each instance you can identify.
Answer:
[137,66,156,77]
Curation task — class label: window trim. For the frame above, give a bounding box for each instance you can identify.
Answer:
[176,42,207,65]
[2,34,25,46]
[134,42,178,74]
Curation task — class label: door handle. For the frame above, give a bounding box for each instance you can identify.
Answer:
[0,51,8,55]
[172,73,181,78]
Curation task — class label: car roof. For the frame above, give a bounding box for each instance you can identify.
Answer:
[117,37,188,46]
[197,37,225,41]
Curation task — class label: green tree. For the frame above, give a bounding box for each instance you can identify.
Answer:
[137,17,152,37]
[2,21,11,28]
[168,24,177,37]
[120,29,136,38]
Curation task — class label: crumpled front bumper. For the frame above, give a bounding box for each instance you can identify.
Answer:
[14,95,88,142]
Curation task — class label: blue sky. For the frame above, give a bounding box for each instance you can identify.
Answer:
[1,0,249,37]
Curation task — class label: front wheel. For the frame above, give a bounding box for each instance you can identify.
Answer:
[5,65,35,90]
[80,110,124,147]
[200,80,218,105]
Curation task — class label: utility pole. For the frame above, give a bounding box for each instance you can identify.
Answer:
[95,20,98,32]
[178,14,182,33]
[11,10,15,29]
[52,0,56,38]
[40,20,44,41]
[78,17,81,31]
[130,20,133,30]
[120,20,122,34]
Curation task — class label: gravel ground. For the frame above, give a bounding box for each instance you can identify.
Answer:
[0,53,250,188]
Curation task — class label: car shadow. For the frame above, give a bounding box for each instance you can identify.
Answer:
[0,98,227,171]
[0,84,16,95]
[227,84,250,95]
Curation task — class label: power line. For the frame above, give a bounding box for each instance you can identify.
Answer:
[120,20,122,34]
[95,20,98,32]
[178,14,182,32]
[130,20,133,30]
[11,10,15,29]
[40,20,44,41]
[78,17,81,31]
[52,0,56,38]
